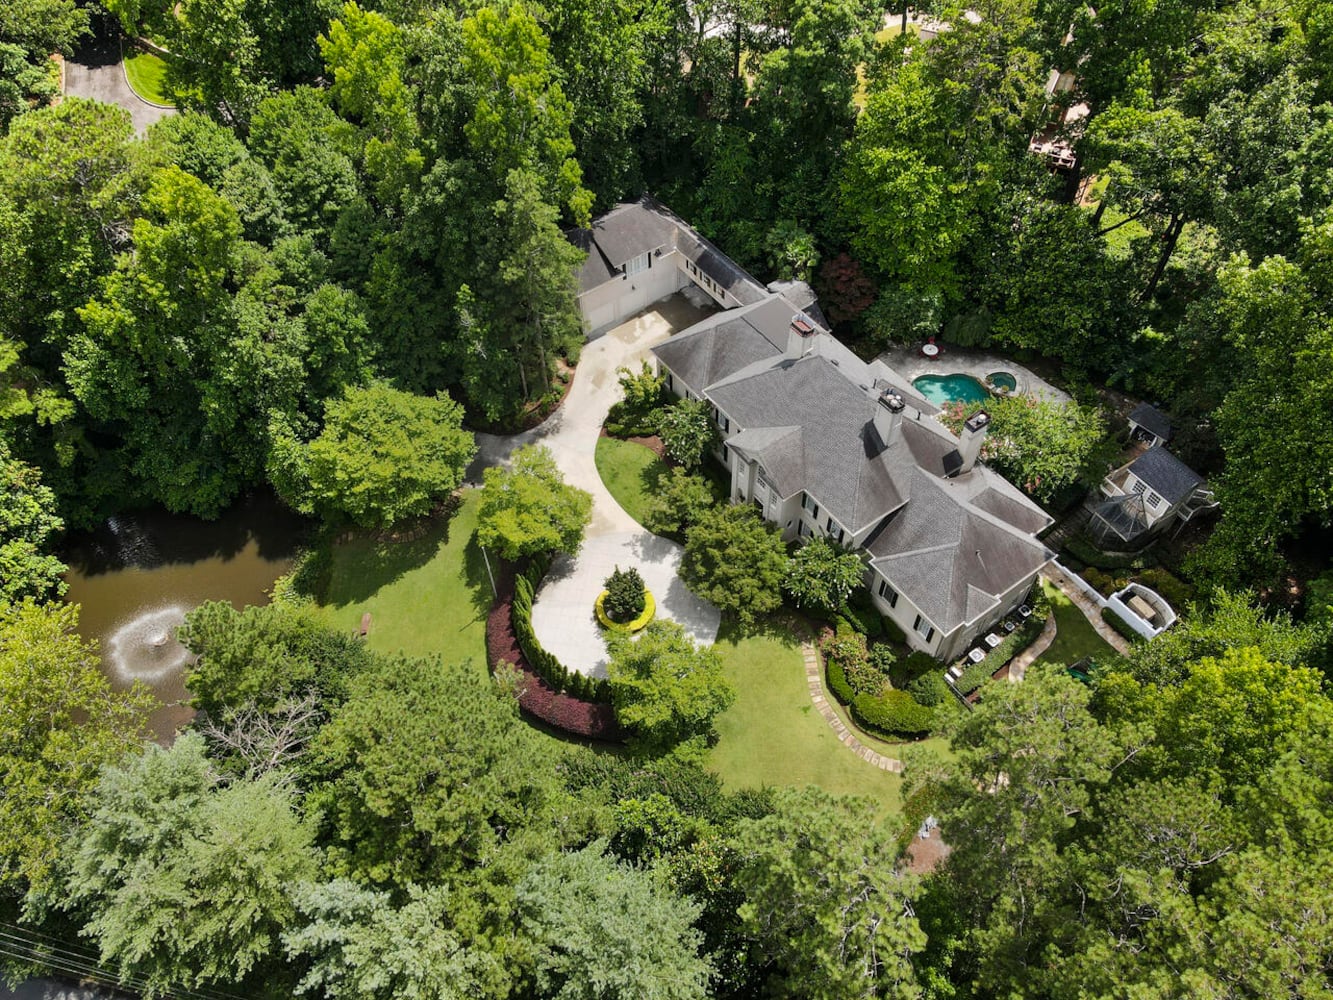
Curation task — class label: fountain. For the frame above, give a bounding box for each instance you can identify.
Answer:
[103,603,193,686]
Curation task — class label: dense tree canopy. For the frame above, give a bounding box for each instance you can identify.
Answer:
[0,602,151,896]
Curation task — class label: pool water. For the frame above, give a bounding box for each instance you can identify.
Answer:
[912,373,990,406]
[988,371,1018,391]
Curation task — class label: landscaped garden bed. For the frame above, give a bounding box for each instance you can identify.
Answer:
[486,566,622,741]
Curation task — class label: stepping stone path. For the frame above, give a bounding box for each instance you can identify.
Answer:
[802,641,903,773]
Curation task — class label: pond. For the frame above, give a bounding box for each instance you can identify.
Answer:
[62,492,311,742]
[911,372,991,406]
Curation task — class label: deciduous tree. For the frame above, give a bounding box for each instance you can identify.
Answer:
[783,536,864,614]
[607,619,734,752]
[476,444,592,560]
[271,383,475,529]
[682,504,786,625]
[0,601,151,896]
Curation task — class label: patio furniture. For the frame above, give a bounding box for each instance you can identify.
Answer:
[947,665,963,680]
[984,633,1002,649]
[967,648,986,664]
[1018,605,1032,618]
[921,343,940,358]
[1002,620,1017,632]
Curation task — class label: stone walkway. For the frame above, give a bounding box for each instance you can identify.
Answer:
[1006,611,1057,683]
[468,295,721,676]
[802,642,904,773]
[1043,563,1134,655]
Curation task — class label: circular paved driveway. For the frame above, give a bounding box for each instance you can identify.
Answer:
[532,533,720,678]
[468,296,722,676]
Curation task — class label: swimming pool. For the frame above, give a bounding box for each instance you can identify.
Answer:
[912,373,990,406]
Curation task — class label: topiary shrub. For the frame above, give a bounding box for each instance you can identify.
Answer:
[851,690,934,738]
[907,671,951,707]
[603,566,646,623]
[825,653,855,704]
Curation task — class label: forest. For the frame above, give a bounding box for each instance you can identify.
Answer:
[2,0,1333,995]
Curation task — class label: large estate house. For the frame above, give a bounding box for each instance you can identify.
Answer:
[571,198,1055,661]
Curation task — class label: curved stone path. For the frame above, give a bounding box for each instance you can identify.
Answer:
[802,641,904,773]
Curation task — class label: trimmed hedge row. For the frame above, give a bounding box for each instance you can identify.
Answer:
[954,595,1050,696]
[1101,606,1142,643]
[513,565,611,703]
[826,654,855,704]
[485,578,622,740]
[852,690,934,738]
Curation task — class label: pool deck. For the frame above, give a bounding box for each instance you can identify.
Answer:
[878,345,1070,404]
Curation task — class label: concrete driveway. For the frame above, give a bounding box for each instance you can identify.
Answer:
[64,15,174,135]
[469,295,722,676]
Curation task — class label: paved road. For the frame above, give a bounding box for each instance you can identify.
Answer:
[468,296,722,676]
[64,15,173,135]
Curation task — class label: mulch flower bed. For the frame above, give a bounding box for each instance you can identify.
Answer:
[486,574,623,742]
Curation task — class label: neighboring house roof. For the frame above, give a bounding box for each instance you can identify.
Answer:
[1128,446,1204,505]
[569,195,767,305]
[1128,402,1173,441]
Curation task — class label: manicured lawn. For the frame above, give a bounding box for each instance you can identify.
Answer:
[1034,581,1116,669]
[706,618,903,816]
[123,49,173,106]
[595,436,671,526]
[314,491,492,669]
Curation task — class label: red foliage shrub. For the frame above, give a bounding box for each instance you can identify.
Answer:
[817,253,877,325]
[486,576,624,742]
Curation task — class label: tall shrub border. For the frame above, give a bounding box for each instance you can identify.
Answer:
[512,561,611,703]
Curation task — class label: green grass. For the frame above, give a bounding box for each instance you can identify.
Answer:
[314,491,492,667]
[123,49,174,106]
[1034,581,1117,669]
[595,437,671,526]
[706,619,903,817]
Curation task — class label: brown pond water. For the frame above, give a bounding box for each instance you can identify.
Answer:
[62,492,310,742]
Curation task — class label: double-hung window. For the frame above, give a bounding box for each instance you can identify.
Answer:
[801,493,819,519]
[913,614,935,643]
[625,252,650,277]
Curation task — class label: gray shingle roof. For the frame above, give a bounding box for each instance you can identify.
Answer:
[570,196,768,304]
[652,307,784,394]
[708,356,914,532]
[1128,402,1173,441]
[1129,446,1204,504]
[868,472,1050,632]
